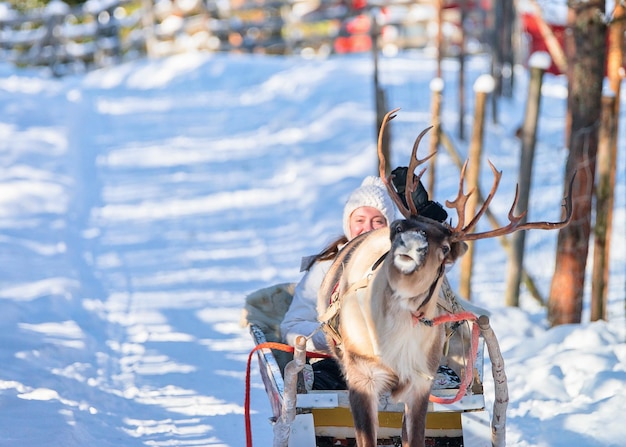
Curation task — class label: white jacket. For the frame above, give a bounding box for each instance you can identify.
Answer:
[280,258,333,353]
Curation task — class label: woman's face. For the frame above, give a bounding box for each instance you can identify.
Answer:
[349,206,387,239]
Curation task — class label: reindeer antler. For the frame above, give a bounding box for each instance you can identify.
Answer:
[448,169,575,242]
[446,160,503,234]
[377,108,435,219]
[378,108,574,238]
[378,109,406,213]
[405,126,435,216]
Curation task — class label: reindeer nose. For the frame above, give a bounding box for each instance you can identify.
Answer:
[395,230,429,269]
[406,230,428,249]
[412,231,429,261]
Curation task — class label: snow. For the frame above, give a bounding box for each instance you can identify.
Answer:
[473,74,495,93]
[529,51,552,70]
[44,0,71,16]
[0,51,624,447]
[430,77,444,93]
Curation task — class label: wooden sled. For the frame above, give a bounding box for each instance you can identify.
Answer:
[242,283,508,447]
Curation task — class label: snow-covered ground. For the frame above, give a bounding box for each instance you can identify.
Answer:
[0,51,624,447]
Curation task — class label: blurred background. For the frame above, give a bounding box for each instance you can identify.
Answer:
[0,0,564,77]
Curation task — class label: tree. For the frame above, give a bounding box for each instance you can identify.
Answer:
[590,2,624,321]
[548,0,607,326]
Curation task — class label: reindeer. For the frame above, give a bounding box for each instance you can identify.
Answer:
[317,109,574,447]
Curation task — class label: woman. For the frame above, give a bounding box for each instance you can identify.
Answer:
[280,176,396,389]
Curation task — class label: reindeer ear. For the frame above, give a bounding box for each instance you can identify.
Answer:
[446,241,468,264]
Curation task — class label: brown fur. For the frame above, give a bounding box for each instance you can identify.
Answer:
[319,217,467,447]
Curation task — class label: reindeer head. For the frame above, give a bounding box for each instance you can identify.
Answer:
[389,217,467,276]
[375,108,574,309]
[383,217,467,312]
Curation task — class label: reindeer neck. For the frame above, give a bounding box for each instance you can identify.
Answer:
[409,264,445,325]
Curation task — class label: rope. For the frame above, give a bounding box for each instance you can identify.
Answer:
[426,311,480,404]
[244,341,330,447]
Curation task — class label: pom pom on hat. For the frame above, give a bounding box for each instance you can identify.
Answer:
[342,176,396,239]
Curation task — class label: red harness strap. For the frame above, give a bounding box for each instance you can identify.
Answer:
[426,311,480,404]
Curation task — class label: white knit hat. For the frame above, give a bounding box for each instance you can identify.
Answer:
[342,176,396,239]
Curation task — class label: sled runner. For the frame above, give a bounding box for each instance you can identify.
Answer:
[242,283,508,447]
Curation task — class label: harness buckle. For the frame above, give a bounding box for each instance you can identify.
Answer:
[420,318,434,327]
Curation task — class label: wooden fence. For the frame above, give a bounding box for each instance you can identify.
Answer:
[0,0,489,75]
[0,0,142,75]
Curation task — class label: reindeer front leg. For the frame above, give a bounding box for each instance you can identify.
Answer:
[349,388,378,447]
[344,353,398,447]
[401,391,430,447]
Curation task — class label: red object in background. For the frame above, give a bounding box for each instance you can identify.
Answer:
[522,12,626,76]
[334,13,372,54]
[352,0,367,10]
[345,13,371,35]
[335,34,372,53]
[521,13,566,75]
[332,7,394,55]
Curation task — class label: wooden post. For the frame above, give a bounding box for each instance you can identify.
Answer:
[371,10,390,175]
[39,0,70,75]
[427,78,444,197]
[491,0,513,122]
[459,75,494,300]
[273,335,306,447]
[491,0,503,104]
[478,315,508,447]
[457,1,466,140]
[93,2,122,67]
[436,0,444,79]
[439,130,547,305]
[504,52,550,307]
[591,91,617,321]
[141,0,157,58]
[496,0,515,98]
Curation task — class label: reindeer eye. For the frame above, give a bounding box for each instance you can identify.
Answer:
[441,244,450,257]
[394,223,404,233]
